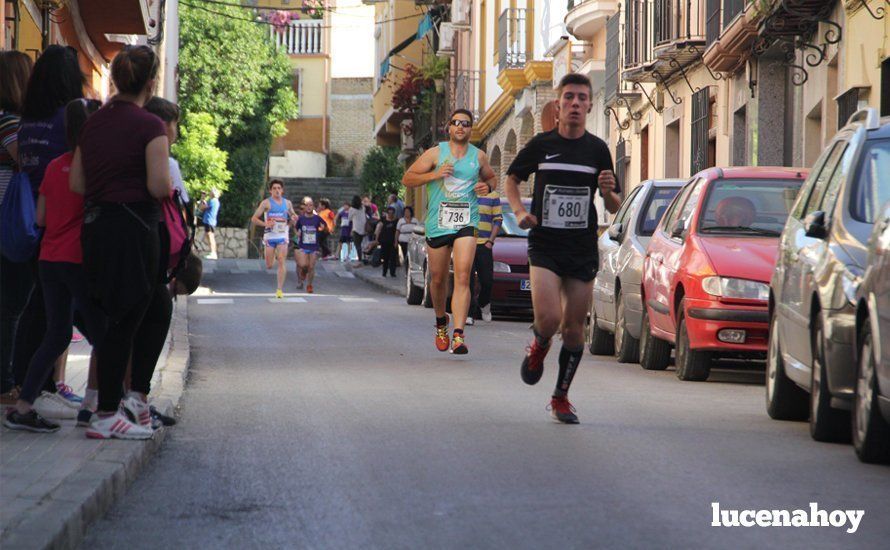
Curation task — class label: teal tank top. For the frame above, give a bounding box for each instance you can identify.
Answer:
[425,142,481,239]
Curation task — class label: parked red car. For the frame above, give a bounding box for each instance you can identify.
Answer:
[640,167,806,380]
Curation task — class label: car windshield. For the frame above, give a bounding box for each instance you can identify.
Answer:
[499,201,530,237]
[698,179,803,235]
[851,138,890,224]
[639,186,681,236]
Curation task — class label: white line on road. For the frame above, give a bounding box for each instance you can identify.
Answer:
[339,297,378,302]
[268,297,307,303]
[334,272,355,278]
[196,298,234,305]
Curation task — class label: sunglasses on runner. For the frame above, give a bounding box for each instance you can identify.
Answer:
[450,119,472,128]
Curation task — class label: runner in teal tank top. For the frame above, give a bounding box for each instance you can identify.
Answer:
[425,142,481,239]
[402,109,498,355]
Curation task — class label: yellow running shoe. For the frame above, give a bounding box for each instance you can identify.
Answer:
[276,289,284,299]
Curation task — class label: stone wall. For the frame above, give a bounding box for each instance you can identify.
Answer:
[193,227,249,259]
[330,77,375,175]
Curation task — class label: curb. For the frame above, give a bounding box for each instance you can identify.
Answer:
[345,264,404,297]
[0,299,191,550]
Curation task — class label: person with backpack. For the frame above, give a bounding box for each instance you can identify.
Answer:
[4,99,107,433]
[6,45,85,410]
[69,45,172,440]
[0,50,33,405]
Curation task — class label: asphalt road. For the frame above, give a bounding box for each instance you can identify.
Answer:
[84,260,890,549]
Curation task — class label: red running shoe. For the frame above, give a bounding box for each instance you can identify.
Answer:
[450,333,468,355]
[435,315,450,352]
[549,396,579,424]
[520,338,551,385]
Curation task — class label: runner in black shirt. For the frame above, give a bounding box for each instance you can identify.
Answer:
[505,73,621,424]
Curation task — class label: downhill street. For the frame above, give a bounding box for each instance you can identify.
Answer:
[84,261,890,548]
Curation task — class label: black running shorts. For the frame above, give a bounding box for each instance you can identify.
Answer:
[426,226,477,249]
[528,250,598,282]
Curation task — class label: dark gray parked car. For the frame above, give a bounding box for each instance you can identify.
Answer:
[767,108,890,443]
[588,179,683,362]
[853,202,890,463]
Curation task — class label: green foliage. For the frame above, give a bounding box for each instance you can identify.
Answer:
[178,3,298,226]
[171,112,232,197]
[421,55,450,81]
[327,152,357,178]
[218,142,269,227]
[360,146,403,204]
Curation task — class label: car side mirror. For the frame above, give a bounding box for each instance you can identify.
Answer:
[670,220,686,239]
[413,225,426,236]
[804,211,827,239]
[607,223,623,241]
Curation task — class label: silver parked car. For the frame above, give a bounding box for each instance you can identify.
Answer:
[588,179,683,362]
[853,202,890,463]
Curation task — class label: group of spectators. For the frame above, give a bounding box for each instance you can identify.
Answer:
[0,45,201,438]
[337,193,419,276]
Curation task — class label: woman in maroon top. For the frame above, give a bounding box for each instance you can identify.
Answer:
[70,45,171,440]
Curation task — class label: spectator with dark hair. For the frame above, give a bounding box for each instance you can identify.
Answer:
[348,195,367,266]
[317,197,336,259]
[396,205,419,272]
[8,45,85,409]
[4,99,106,433]
[377,207,399,277]
[336,199,353,261]
[144,97,187,204]
[70,44,171,440]
[0,50,33,406]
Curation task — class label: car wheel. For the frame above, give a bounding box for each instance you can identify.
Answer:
[765,313,808,420]
[588,307,614,356]
[614,292,640,364]
[809,314,851,442]
[853,324,890,463]
[639,304,670,371]
[675,303,711,381]
[405,258,423,305]
[422,264,433,309]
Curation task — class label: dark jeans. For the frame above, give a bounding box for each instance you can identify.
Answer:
[471,243,494,317]
[319,228,331,257]
[130,283,172,396]
[0,255,33,392]
[352,232,364,262]
[381,242,397,276]
[19,262,107,404]
[10,257,57,395]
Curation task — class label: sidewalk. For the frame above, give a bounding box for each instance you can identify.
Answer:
[0,299,191,550]
[346,261,406,296]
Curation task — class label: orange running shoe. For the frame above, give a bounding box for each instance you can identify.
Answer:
[435,315,450,352]
[450,333,468,355]
[307,284,314,294]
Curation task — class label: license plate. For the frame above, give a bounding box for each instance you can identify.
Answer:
[520,279,531,291]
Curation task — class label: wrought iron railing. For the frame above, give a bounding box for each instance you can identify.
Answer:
[690,87,710,175]
[706,0,746,47]
[449,70,483,121]
[498,8,528,73]
[624,0,653,68]
[272,20,324,55]
[605,14,620,104]
[654,0,704,47]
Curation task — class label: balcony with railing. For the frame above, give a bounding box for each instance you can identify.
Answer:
[622,0,705,84]
[565,0,619,41]
[272,20,325,55]
[498,8,529,74]
[702,0,759,72]
[448,69,483,121]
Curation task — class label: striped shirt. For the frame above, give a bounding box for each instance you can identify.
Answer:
[476,192,503,244]
[0,111,19,204]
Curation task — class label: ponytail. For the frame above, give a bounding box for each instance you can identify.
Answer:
[110,45,159,95]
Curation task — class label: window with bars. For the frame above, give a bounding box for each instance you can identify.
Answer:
[836,87,862,130]
[616,138,629,199]
[4,0,18,50]
[690,87,711,175]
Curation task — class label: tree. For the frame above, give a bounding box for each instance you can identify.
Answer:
[171,112,231,197]
[178,3,298,227]
[360,146,403,204]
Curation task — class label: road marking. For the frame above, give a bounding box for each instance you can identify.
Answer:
[339,297,377,303]
[334,272,355,278]
[196,298,234,305]
[268,297,307,303]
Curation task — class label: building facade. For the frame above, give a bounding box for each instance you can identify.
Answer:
[330,76,375,175]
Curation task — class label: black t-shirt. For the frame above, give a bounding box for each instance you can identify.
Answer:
[507,129,617,257]
[378,218,398,244]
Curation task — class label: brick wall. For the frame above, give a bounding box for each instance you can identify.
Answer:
[330,77,375,175]
[273,117,328,154]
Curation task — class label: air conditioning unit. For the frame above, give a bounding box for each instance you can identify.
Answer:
[400,119,415,152]
[452,0,471,29]
[438,23,456,56]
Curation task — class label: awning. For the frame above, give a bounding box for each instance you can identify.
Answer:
[379,8,446,80]
[380,33,418,80]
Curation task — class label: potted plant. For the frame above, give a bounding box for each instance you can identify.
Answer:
[422,56,451,93]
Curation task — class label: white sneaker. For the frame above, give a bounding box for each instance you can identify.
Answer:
[33,391,78,419]
[205,252,218,260]
[481,304,492,322]
[466,317,475,326]
[85,411,153,440]
[121,395,151,428]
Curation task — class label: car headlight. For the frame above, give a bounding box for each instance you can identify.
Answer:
[493,261,511,273]
[840,269,861,306]
[701,276,769,301]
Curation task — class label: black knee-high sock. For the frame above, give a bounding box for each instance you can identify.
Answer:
[554,345,583,398]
